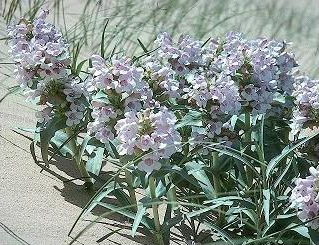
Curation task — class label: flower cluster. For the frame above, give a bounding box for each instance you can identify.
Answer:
[86,55,182,172]
[290,167,319,230]
[148,33,240,143]
[291,76,319,135]
[7,10,86,126]
[115,107,181,172]
[155,32,205,74]
[87,54,152,112]
[211,32,297,115]
[87,100,117,143]
[86,32,300,160]
[147,32,298,144]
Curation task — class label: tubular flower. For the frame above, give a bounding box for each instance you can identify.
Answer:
[7,10,86,126]
[114,107,181,172]
[290,167,319,230]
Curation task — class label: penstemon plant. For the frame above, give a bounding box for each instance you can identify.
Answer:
[6,9,319,245]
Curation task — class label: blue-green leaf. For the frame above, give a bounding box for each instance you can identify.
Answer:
[132,204,147,237]
[266,130,319,179]
[40,116,66,165]
[176,110,202,129]
[86,147,104,177]
[263,189,270,226]
[185,161,216,198]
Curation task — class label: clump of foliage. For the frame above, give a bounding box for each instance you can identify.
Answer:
[5,9,319,245]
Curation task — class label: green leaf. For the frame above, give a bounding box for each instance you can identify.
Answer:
[105,140,120,159]
[176,110,203,128]
[310,229,319,244]
[155,179,167,198]
[162,210,183,233]
[86,147,104,177]
[205,145,260,176]
[287,223,310,238]
[97,202,153,230]
[69,202,153,245]
[50,130,74,158]
[266,130,319,179]
[15,127,36,133]
[69,153,149,236]
[48,128,82,162]
[82,182,121,217]
[75,59,87,75]
[100,19,110,58]
[263,189,270,227]
[203,221,235,245]
[186,201,233,218]
[30,141,38,164]
[112,189,132,207]
[185,161,216,198]
[274,157,293,188]
[80,135,91,158]
[132,204,147,237]
[204,196,255,209]
[40,116,66,166]
[137,38,148,53]
[239,208,259,227]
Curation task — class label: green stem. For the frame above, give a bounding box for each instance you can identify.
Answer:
[125,169,137,212]
[212,152,225,225]
[149,176,164,245]
[257,116,267,189]
[245,113,253,187]
[165,174,178,210]
[212,152,220,198]
[65,128,93,188]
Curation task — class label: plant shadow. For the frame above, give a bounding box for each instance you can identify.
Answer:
[34,146,156,245]
[11,130,186,245]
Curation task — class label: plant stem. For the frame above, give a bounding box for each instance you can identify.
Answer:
[245,113,253,187]
[165,174,178,210]
[258,116,267,189]
[149,176,164,245]
[125,169,137,212]
[65,128,92,188]
[212,152,225,225]
[212,152,220,198]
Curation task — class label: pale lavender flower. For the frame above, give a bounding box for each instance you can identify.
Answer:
[7,9,87,130]
[114,107,181,172]
[290,167,319,230]
[65,110,83,126]
[137,156,161,173]
[35,106,52,123]
[95,126,114,143]
[291,76,319,135]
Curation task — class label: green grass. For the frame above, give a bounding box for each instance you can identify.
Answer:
[0,0,318,77]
